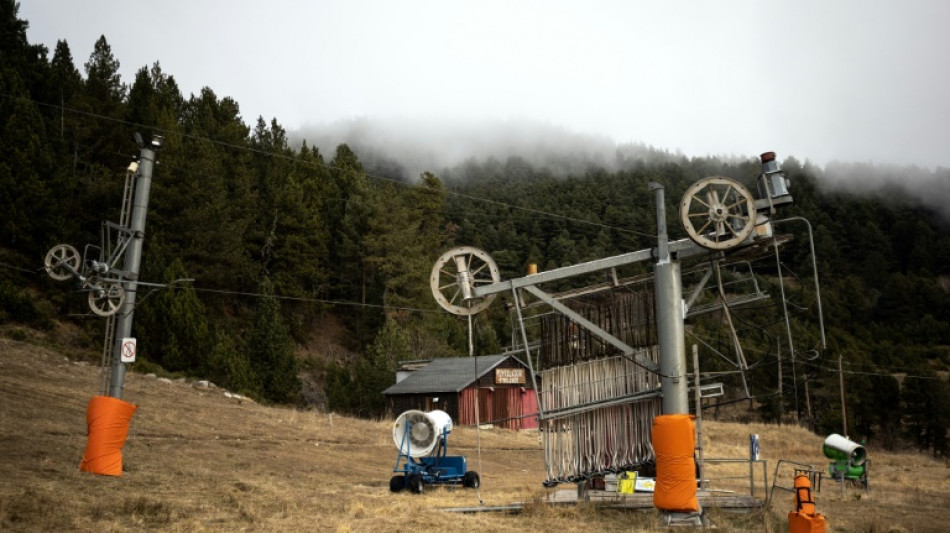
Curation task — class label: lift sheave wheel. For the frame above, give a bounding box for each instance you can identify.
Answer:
[87,277,126,317]
[680,176,756,250]
[44,244,81,281]
[430,246,500,316]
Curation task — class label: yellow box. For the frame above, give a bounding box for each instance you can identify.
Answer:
[618,471,637,494]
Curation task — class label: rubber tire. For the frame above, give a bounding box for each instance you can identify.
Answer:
[408,473,424,494]
[390,475,405,493]
[463,471,480,489]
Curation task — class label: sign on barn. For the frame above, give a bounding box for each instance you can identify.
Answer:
[495,367,525,384]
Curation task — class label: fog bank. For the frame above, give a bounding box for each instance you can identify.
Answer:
[290,117,687,180]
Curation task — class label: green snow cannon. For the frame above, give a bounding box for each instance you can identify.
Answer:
[823,433,869,490]
[822,434,866,467]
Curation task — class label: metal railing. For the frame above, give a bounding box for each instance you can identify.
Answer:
[702,457,769,499]
[767,459,819,506]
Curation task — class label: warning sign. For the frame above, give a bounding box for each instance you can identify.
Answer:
[120,338,137,363]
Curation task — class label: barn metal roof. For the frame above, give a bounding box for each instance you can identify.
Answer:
[383,354,519,395]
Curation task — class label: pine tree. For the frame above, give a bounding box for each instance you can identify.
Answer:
[326,144,368,297]
[247,122,331,336]
[903,373,950,457]
[324,144,384,344]
[81,34,127,147]
[127,62,183,132]
[150,87,255,292]
[247,278,300,403]
[474,314,502,355]
[353,318,410,417]
[136,259,211,373]
[75,35,134,227]
[324,361,355,413]
[0,0,62,255]
[364,173,446,311]
[206,327,255,396]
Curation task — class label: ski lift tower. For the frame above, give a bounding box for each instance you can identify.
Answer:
[430,152,798,417]
[43,133,163,398]
[42,133,164,476]
[430,153,818,522]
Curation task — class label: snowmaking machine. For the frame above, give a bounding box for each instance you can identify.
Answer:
[389,410,480,494]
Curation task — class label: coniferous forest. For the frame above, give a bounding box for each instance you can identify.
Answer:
[2,2,949,455]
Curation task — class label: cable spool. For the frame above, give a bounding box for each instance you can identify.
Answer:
[822,433,866,466]
[392,410,453,457]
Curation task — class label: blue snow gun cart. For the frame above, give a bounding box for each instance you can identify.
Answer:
[389,410,480,494]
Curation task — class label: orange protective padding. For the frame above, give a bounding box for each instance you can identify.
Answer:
[651,414,699,512]
[794,474,816,516]
[788,511,827,533]
[79,395,137,476]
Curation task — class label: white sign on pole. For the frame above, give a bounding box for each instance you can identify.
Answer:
[120,337,137,363]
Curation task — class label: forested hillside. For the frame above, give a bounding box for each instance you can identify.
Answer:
[439,155,950,456]
[2,2,948,454]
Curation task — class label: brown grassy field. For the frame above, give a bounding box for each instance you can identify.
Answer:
[2,327,949,532]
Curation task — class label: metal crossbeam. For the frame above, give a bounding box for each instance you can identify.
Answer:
[539,389,662,421]
[471,237,708,298]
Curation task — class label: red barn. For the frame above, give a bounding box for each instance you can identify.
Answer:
[383,355,538,430]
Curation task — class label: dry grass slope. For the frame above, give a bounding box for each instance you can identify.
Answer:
[2,329,949,532]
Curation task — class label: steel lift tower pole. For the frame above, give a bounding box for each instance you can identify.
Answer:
[650,182,689,414]
[108,134,162,398]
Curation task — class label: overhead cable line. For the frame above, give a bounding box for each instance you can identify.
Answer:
[840,359,947,374]
[799,359,944,381]
[444,189,657,238]
[0,260,441,315]
[187,286,443,314]
[0,262,42,275]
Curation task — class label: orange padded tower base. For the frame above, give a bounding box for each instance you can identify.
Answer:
[652,414,699,512]
[79,395,137,476]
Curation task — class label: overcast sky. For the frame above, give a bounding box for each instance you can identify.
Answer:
[18,0,950,169]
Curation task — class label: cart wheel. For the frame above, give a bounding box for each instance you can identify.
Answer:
[389,475,405,493]
[463,471,480,489]
[408,473,424,494]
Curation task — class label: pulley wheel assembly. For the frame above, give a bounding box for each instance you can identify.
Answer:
[86,277,126,317]
[680,176,756,250]
[430,246,500,315]
[44,244,81,281]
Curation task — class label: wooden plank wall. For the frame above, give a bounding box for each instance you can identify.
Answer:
[539,288,657,371]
